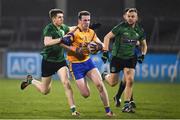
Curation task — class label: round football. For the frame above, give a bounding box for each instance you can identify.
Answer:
[87,41,99,54]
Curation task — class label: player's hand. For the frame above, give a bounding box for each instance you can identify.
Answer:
[96,42,103,51]
[101,51,109,63]
[134,45,145,64]
[75,47,83,55]
[134,45,141,56]
[75,47,88,59]
[61,33,74,46]
[88,43,96,53]
[137,54,145,64]
[88,42,103,54]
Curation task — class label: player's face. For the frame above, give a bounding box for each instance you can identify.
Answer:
[53,13,64,26]
[125,12,138,25]
[79,15,90,30]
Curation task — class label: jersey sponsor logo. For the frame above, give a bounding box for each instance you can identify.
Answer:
[59,29,65,36]
[135,33,139,36]
[122,39,137,45]
[123,32,129,36]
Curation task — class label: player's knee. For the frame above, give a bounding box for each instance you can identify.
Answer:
[109,82,116,87]
[96,84,104,92]
[81,92,90,98]
[42,90,50,95]
[108,80,118,87]
[107,77,118,87]
[126,78,134,87]
[62,80,71,89]
[41,88,51,95]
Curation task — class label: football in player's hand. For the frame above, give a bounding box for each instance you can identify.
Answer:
[87,41,99,54]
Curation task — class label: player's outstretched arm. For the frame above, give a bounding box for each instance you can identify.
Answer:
[101,31,115,63]
[103,31,115,51]
[137,39,147,63]
[44,36,61,46]
[140,39,147,55]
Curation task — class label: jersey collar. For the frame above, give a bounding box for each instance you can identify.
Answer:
[77,24,90,32]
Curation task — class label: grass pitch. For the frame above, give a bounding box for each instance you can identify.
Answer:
[0,78,180,119]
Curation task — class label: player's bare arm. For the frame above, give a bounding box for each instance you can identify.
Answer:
[96,37,104,47]
[103,31,115,51]
[44,36,61,46]
[69,26,77,31]
[140,39,147,55]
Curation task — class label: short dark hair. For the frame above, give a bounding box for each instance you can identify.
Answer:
[123,8,138,14]
[78,11,91,19]
[123,8,130,14]
[127,8,138,13]
[49,9,63,19]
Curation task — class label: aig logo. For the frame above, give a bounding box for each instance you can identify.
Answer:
[7,52,41,79]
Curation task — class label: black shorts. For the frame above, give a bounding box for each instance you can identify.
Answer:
[41,59,68,77]
[110,56,137,73]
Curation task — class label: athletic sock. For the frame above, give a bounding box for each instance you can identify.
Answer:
[124,101,130,107]
[115,80,126,99]
[130,93,134,101]
[70,105,76,113]
[104,106,111,113]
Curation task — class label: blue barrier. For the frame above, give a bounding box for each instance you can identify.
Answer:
[6,52,180,82]
[135,54,180,82]
[91,53,180,83]
[7,52,41,79]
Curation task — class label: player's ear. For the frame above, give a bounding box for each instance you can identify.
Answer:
[52,17,56,23]
[136,16,139,21]
[123,14,127,20]
[78,18,82,24]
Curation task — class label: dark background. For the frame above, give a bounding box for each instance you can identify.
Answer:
[0,0,180,53]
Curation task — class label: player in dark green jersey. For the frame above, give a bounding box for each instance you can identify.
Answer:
[20,9,79,116]
[108,8,137,109]
[102,8,147,113]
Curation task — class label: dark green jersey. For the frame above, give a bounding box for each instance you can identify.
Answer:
[111,21,146,59]
[40,23,69,62]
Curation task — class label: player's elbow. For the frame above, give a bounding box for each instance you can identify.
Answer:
[44,37,53,46]
[44,40,54,47]
[44,42,50,46]
[103,35,109,42]
[104,32,113,42]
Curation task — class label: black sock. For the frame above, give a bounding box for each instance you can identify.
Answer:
[124,101,129,104]
[130,93,134,101]
[115,80,126,100]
